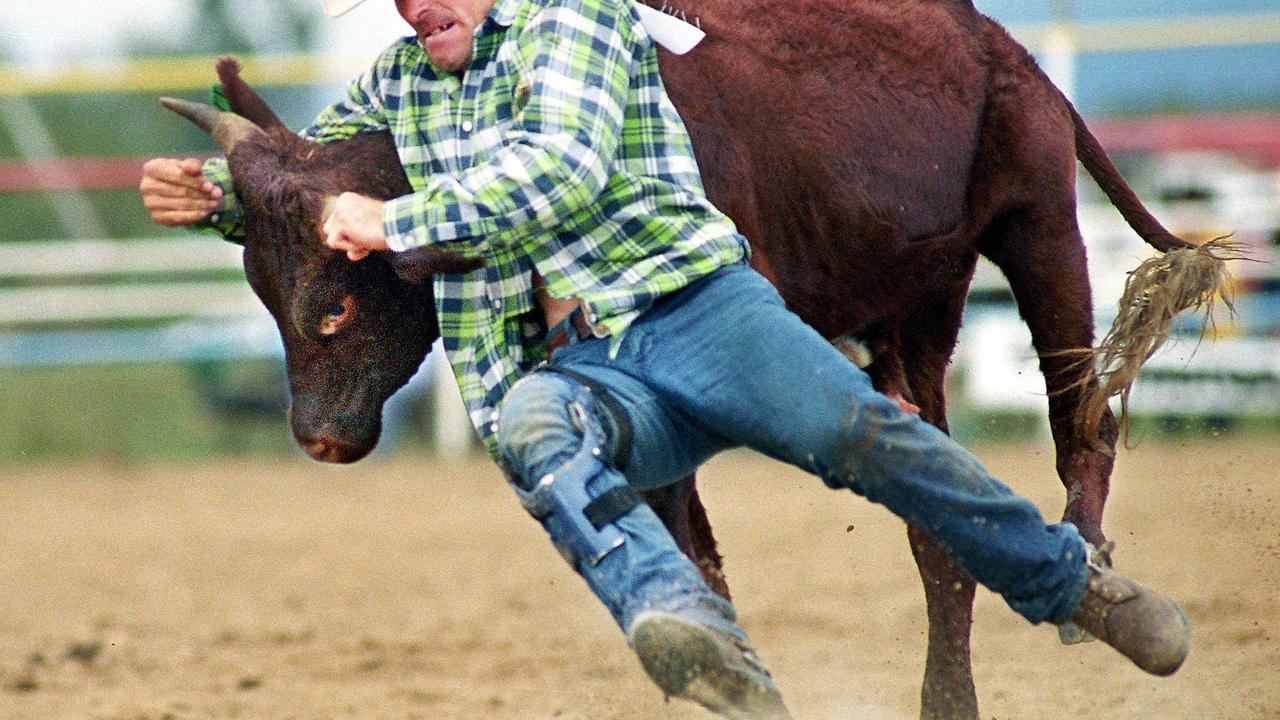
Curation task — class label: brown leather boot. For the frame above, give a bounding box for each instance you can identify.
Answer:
[1067,555,1191,676]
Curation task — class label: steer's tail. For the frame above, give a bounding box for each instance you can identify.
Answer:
[1065,94,1246,446]
[1070,101,1188,254]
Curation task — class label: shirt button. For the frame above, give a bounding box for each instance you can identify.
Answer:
[492,297,502,310]
[461,120,474,133]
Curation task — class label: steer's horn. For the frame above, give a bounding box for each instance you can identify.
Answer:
[160,97,261,154]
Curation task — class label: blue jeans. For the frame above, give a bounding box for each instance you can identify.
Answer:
[497,263,1088,638]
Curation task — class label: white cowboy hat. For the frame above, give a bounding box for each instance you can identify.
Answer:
[323,0,368,17]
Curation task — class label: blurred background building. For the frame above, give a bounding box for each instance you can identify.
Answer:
[0,0,1276,463]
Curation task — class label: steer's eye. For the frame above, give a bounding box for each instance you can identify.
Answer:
[319,295,355,336]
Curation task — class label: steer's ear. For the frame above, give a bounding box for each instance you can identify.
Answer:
[387,246,486,284]
[216,56,290,133]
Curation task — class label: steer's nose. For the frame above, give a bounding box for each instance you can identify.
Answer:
[298,434,360,463]
[291,416,374,464]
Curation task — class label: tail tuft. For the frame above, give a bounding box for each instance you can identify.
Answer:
[1075,236,1250,445]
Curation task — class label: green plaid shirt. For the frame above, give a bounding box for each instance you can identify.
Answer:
[203,0,747,454]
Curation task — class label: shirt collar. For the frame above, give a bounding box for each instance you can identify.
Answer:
[488,0,524,28]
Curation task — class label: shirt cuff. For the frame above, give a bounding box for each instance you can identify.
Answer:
[194,157,245,240]
[382,193,426,251]
[381,182,504,253]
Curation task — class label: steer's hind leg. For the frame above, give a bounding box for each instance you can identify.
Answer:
[981,209,1119,551]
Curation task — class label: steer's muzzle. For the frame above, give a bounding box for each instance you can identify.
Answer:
[290,410,380,464]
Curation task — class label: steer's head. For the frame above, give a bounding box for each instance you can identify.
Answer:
[163,58,480,463]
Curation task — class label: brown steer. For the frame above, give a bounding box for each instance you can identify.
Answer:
[162,1,1231,714]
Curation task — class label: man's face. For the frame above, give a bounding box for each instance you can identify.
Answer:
[396,0,496,72]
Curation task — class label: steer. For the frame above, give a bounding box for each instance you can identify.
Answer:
[162,0,1233,712]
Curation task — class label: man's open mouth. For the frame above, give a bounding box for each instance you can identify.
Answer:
[424,22,456,38]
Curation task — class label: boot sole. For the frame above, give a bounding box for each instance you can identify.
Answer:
[631,615,790,719]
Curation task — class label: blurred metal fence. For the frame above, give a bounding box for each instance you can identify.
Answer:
[0,237,270,366]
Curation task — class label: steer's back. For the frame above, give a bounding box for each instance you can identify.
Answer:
[653,0,994,332]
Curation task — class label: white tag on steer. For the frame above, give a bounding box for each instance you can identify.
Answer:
[634,3,705,55]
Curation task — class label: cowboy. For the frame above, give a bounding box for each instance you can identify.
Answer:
[139,0,1192,716]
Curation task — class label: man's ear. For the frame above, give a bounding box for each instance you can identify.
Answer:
[387,246,485,284]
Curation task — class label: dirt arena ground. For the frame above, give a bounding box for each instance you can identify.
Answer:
[1,437,1277,720]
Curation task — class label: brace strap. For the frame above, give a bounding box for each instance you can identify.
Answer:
[584,485,643,530]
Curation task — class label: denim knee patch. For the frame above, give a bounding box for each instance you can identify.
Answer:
[496,372,583,488]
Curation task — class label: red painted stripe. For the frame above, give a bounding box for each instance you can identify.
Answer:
[0,155,215,193]
[1,114,1277,194]
[1091,114,1280,166]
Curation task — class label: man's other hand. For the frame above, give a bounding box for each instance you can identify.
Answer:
[323,192,390,262]
[139,157,222,226]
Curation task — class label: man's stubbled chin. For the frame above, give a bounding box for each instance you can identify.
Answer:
[412,11,472,70]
